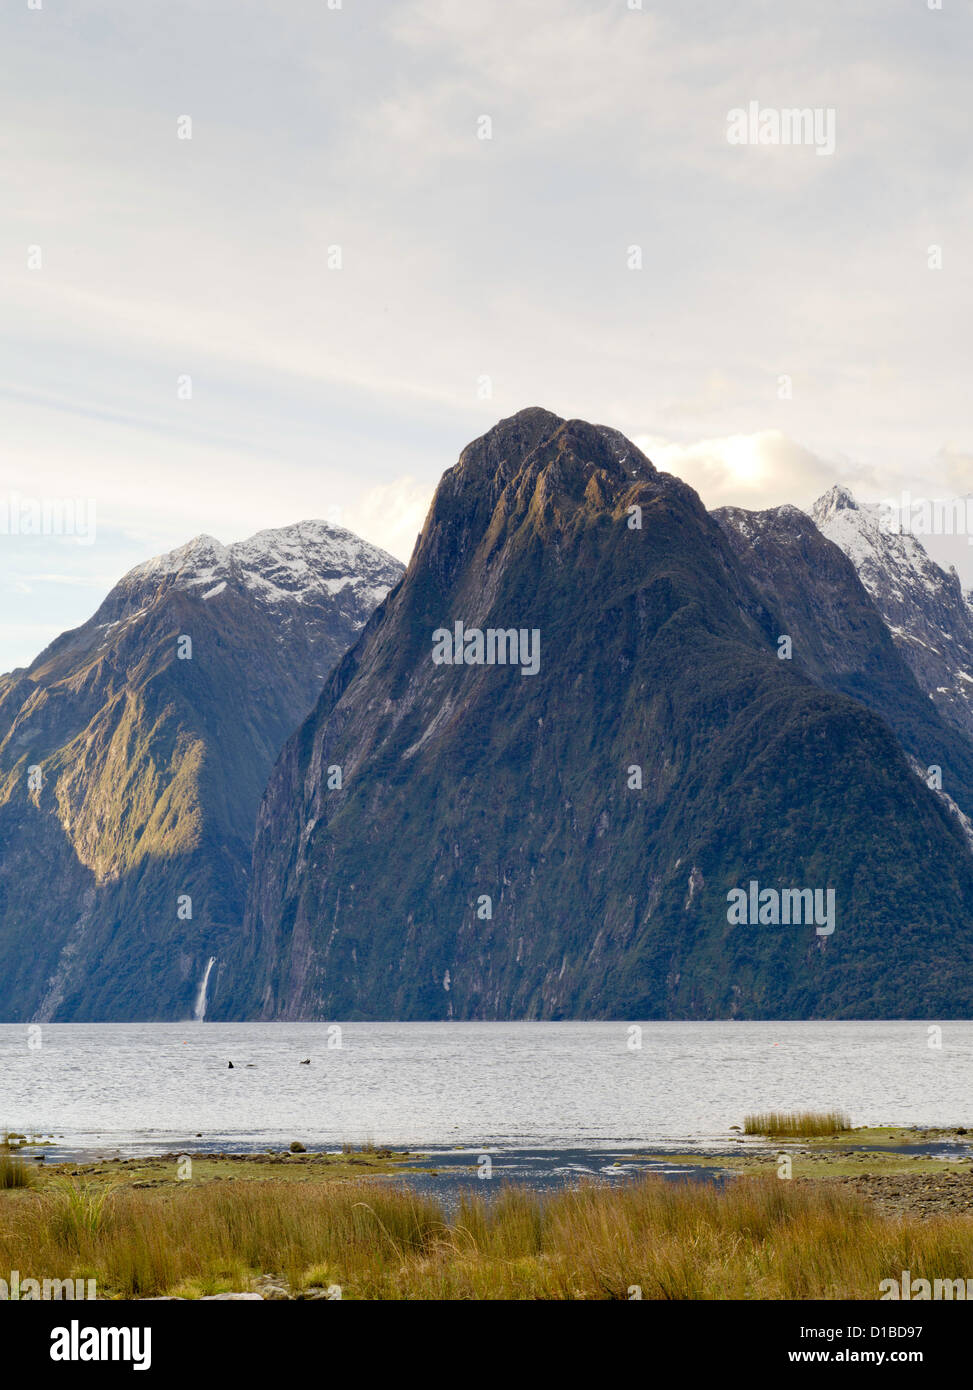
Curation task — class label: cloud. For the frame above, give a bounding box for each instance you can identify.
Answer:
[345,477,436,565]
[1,0,972,667]
[636,427,973,589]
[938,446,973,494]
[636,430,876,512]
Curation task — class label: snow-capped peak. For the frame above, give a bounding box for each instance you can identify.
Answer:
[122,520,402,609]
[130,534,229,583]
[809,486,973,744]
[811,484,858,525]
[810,487,936,593]
[81,521,404,644]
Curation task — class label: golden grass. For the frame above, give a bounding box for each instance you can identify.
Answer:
[0,1154,38,1189]
[744,1110,852,1138]
[2,1173,972,1299]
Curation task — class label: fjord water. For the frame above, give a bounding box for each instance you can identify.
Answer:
[2,1021,970,1161]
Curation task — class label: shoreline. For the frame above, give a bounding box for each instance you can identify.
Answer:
[4,1128,973,1299]
[7,1123,973,1213]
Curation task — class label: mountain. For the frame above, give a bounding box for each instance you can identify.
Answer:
[811,486,973,747]
[714,501,973,829]
[232,409,973,1022]
[0,521,403,1021]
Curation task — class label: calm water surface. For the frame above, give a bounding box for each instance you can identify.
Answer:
[2,1021,970,1168]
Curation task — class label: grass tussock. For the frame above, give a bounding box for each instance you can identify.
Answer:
[744,1111,852,1138]
[2,1174,972,1299]
[0,1154,37,1189]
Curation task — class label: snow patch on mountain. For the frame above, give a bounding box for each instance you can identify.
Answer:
[811,487,973,744]
[126,521,402,610]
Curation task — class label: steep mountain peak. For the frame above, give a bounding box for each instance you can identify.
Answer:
[240,410,973,1023]
[442,409,657,501]
[446,407,565,493]
[810,486,973,745]
[498,404,565,435]
[543,417,657,485]
[112,520,402,616]
[132,533,229,582]
[414,410,660,590]
[221,520,402,608]
[811,484,859,525]
[0,516,405,1021]
[19,521,404,689]
[810,488,936,581]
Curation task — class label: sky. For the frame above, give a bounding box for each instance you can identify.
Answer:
[1,0,971,671]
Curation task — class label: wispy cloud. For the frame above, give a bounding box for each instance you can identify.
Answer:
[0,0,970,667]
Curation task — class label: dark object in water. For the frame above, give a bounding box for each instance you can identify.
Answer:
[300,1058,311,1065]
[227,1061,234,1069]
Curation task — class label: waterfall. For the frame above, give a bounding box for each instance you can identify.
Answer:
[193,957,216,1021]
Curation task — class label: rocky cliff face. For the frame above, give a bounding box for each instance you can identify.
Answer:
[0,521,403,1020]
[812,486,973,745]
[235,410,973,1021]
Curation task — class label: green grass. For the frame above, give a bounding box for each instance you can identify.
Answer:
[2,1172,972,1299]
[744,1110,853,1138]
[47,1182,117,1247]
